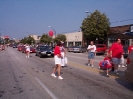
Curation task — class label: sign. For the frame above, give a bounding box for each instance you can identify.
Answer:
[4,36,9,39]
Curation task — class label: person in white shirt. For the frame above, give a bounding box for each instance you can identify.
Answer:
[60,41,66,67]
[25,44,30,58]
[87,41,96,67]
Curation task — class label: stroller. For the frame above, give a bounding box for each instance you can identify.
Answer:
[99,59,113,76]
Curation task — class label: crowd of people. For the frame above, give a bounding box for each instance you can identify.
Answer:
[1,39,133,79]
[87,39,133,76]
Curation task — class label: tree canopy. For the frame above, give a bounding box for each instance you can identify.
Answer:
[20,36,35,44]
[54,34,66,43]
[80,10,110,42]
[40,34,52,44]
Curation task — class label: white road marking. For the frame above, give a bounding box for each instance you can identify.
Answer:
[35,77,58,99]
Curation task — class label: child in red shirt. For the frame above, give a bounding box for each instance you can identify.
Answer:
[99,53,112,76]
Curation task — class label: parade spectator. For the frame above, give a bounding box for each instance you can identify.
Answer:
[25,44,30,58]
[51,41,63,80]
[110,39,124,75]
[128,43,133,54]
[126,43,133,64]
[60,41,66,67]
[87,41,96,67]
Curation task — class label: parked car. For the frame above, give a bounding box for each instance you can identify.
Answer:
[21,46,26,53]
[35,46,54,58]
[67,46,74,52]
[17,45,23,51]
[13,44,18,48]
[73,46,87,53]
[21,46,36,53]
[30,47,36,53]
[96,44,107,54]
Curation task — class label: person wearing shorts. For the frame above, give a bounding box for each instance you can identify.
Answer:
[51,41,63,80]
[87,41,96,67]
[110,39,123,75]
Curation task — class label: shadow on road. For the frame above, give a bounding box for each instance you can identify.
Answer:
[99,69,133,91]
[115,78,133,91]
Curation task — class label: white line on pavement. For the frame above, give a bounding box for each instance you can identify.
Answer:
[35,77,58,99]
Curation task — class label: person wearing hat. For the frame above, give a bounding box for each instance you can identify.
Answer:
[60,41,66,67]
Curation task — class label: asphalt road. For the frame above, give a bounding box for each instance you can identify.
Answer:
[0,47,133,99]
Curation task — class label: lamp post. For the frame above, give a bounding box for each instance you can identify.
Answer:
[48,26,56,37]
[86,11,92,17]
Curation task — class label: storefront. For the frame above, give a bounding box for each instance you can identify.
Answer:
[108,24,133,47]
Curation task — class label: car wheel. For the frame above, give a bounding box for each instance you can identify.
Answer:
[39,54,42,58]
[35,53,37,56]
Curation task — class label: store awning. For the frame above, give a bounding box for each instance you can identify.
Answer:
[122,32,133,36]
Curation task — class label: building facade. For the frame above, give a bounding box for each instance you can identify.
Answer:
[64,32,82,47]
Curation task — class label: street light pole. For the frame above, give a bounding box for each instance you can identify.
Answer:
[86,11,92,18]
[48,26,56,37]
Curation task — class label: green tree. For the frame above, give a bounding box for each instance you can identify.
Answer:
[54,34,66,43]
[26,36,35,45]
[40,34,52,44]
[20,36,35,44]
[81,10,110,44]
[20,37,27,44]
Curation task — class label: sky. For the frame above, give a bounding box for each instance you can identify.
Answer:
[0,0,133,39]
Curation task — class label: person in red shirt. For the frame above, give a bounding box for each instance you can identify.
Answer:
[51,41,63,80]
[126,43,133,64]
[128,43,133,54]
[110,39,123,75]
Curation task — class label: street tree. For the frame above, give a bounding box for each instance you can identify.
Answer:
[20,36,35,45]
[20,37,27,44]
[80,10,110,44]
[54,34,66,43]
[26,36,35,45]
[40,34,52,45]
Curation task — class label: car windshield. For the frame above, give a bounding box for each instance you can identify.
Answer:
[75,46,80,48]
[40,46,52,50]
[96,45,105,47]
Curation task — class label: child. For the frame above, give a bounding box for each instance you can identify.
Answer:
[99,53,112,76]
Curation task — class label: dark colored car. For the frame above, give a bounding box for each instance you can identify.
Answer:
[13,44,18,48]
[35,46,54,58]
[73,46,87,53]
[96,44,107,54]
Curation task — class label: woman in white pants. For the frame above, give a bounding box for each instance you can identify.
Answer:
[60,41,66,67]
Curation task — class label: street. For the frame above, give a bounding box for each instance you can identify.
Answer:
[0,47,133,99]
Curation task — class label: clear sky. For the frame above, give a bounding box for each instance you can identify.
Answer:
[0,0,133,39]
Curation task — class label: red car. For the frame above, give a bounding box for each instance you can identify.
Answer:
[96,44,107,54]
[17,46,23,51]
[30,47,36,53]
[22,46,36,53]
